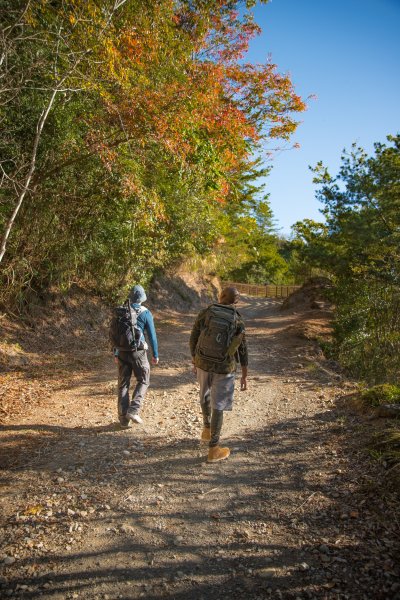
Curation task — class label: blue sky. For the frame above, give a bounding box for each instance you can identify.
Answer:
[247,0,400,236]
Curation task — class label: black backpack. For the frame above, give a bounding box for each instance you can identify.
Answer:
[109,302,144,351]
[195,303,241,364]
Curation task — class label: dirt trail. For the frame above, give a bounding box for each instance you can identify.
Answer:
[1,297,399,600]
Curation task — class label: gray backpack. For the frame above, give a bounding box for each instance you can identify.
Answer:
[195,303,241,364]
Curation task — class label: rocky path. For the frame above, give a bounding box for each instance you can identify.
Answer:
[1,297,399,599]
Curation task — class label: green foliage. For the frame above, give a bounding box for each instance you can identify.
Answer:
[279,235,327,284]
[291,135,400,384]
[214,161,290,283]
[360,384,400,408]
[332,280,400,382]
[371,426,400,476]
[0,1,304,310]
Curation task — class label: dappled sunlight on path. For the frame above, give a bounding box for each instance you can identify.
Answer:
[1,297,399,599]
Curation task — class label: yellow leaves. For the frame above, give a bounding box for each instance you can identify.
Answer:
[23,505,43,516]
[79,0,102,22]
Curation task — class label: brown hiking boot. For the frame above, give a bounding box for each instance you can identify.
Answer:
[201,427,211,442]
[207,446,230,463]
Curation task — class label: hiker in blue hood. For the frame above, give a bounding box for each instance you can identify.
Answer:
[114,285,159,426]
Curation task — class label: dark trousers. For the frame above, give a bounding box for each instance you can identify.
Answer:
[201,405,224,448]
[117,350,150,421]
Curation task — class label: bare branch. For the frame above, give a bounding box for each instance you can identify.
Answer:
[114,0,130,10]
[0,87,58,263]
[0,1,133,263]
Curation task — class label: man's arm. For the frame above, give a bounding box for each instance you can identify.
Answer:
[144,310,159,362]
[237,325,248,391]
[240,365,248,391]
[189,309,207,360]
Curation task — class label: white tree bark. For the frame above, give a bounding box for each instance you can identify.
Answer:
[0,0,128,265]
[0,88,58,264]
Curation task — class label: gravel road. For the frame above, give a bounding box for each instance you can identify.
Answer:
[1,296,399,599]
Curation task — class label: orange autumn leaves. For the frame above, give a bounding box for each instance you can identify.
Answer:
[0,0,306,306]
[24,1,305,206]
[83,0,305,204]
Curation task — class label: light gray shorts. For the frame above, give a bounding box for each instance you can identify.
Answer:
[196,368,236,411]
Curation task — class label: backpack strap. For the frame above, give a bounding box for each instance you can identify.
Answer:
[206,303,237,324]
[126,301,137,343]
[129,304,148,349]
[128,303,147,315]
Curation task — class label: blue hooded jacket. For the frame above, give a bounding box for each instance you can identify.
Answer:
[114,285,158,358]
[130,302,158,359]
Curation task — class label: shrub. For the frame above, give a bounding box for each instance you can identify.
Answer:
[361,384,400,407]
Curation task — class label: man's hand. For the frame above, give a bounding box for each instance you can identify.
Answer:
[152,357,159,365]
[240,366,248,391]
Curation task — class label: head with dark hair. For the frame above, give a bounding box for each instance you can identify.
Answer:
[219,286,239,305]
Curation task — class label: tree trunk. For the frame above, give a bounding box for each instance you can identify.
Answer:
[0,88,58,264]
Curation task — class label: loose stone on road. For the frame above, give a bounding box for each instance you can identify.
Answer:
[1,296,399,599]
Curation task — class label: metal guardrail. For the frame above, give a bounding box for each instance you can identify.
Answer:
[222,281,301,298]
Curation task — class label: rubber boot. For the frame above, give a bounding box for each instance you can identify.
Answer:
[201,394,211,442]
[201,427,211,442]
[207,409,230,462]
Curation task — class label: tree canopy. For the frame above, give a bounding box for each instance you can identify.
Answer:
[292,135,400,283]
[0,0,305,307]
[291,135,400,383]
